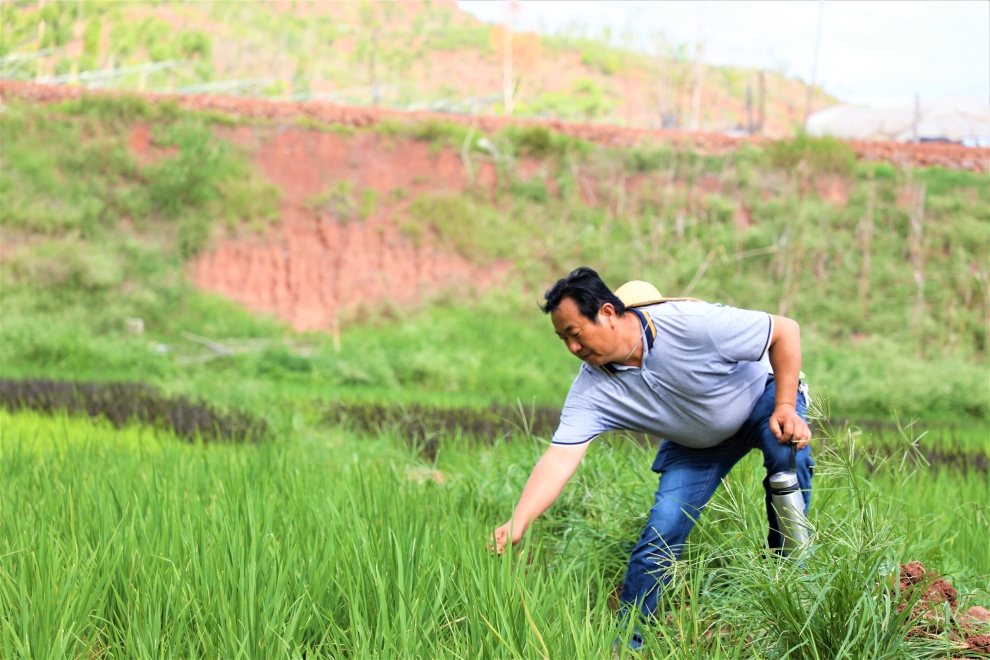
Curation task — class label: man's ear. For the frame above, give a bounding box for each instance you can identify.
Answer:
[599,303,617,327]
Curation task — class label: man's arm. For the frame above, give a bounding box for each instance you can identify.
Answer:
[768,315,812,449]
[490,442,590,554]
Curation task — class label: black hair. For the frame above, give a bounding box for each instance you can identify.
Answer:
[540,267,626,321]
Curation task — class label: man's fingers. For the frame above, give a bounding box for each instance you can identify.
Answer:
[783,417,795,441]
[769,415,783,439]
[489,529,506,554]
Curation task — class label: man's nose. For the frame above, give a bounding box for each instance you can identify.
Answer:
[568,339,582,354]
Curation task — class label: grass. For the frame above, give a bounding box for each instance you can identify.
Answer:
[1,404,987,658]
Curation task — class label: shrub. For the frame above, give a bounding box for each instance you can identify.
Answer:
[511,125,562,158]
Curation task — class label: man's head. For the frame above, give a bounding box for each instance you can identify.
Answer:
[540,267,629,366]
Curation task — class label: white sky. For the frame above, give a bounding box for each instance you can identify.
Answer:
[457,0,990,107]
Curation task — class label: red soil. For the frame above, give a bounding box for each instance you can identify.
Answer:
[192,210,507,332]
[899,561,990,657]
[191,126,509,332]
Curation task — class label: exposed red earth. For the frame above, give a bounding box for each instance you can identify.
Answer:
[152,121,509,332]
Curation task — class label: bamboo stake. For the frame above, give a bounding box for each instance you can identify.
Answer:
[909,183,927,341]
[858,171,875,317]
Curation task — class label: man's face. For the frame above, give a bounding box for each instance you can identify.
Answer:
[550,297,619,367]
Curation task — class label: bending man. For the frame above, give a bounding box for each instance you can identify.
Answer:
[491,267,813,637]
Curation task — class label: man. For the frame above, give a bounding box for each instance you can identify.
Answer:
[490,267,813,645]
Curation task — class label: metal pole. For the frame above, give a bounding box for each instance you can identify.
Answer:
[913,93,920,143]
[804,0,825,123]
[746,83,753,133]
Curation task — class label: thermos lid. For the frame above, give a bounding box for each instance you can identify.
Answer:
[769,471,799,490]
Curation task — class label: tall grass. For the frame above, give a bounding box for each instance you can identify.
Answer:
[1,410,986,658]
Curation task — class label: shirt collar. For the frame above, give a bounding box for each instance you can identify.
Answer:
[600,308,656,376]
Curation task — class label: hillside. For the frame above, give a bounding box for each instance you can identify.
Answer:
[2,0,837,137]
[1,84,988,421]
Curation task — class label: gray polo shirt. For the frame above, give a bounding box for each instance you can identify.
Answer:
[551,301,774,449]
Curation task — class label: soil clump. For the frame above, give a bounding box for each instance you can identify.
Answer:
[899,561,989,657]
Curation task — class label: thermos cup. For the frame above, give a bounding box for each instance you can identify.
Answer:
[769,444,810,555]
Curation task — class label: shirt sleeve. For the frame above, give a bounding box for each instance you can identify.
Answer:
[704,305,774,363]
[551,388,609,446]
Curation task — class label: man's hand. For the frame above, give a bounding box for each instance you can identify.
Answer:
[489,520,524,555]
[487,443,590,555]
[769,404,811,449]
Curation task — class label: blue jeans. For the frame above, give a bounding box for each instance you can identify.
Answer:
[618,377,813,619]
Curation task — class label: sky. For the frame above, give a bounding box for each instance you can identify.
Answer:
[457,0,990,108]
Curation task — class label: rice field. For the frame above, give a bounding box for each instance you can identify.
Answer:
[1,409,988,659]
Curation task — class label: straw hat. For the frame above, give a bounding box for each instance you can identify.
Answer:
[614,280,699,308]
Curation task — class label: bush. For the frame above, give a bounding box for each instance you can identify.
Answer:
[766,133,856,176]
[511,125,563,159]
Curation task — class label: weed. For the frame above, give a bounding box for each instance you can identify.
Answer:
[55,93,154,126]
[359,188,380,219]
[625,145,675,173]
[509,125,564,159]
[307,180,357,221]
[509,178,549,204]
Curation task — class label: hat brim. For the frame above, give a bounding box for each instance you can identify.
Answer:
[624,296,695,308]
[625,297,671,308]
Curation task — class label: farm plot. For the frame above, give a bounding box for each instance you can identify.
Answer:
[1,410,987,658]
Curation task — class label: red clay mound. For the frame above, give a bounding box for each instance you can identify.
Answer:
[191,126,508,332]
[899,562,989,657]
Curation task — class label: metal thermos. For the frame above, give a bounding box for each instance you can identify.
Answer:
[769,443,810,556]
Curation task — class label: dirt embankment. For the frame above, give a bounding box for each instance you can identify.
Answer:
[182,127,508,332]
[4,81,988,172]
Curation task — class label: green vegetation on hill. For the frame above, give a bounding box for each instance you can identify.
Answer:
[1,95,988,423]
